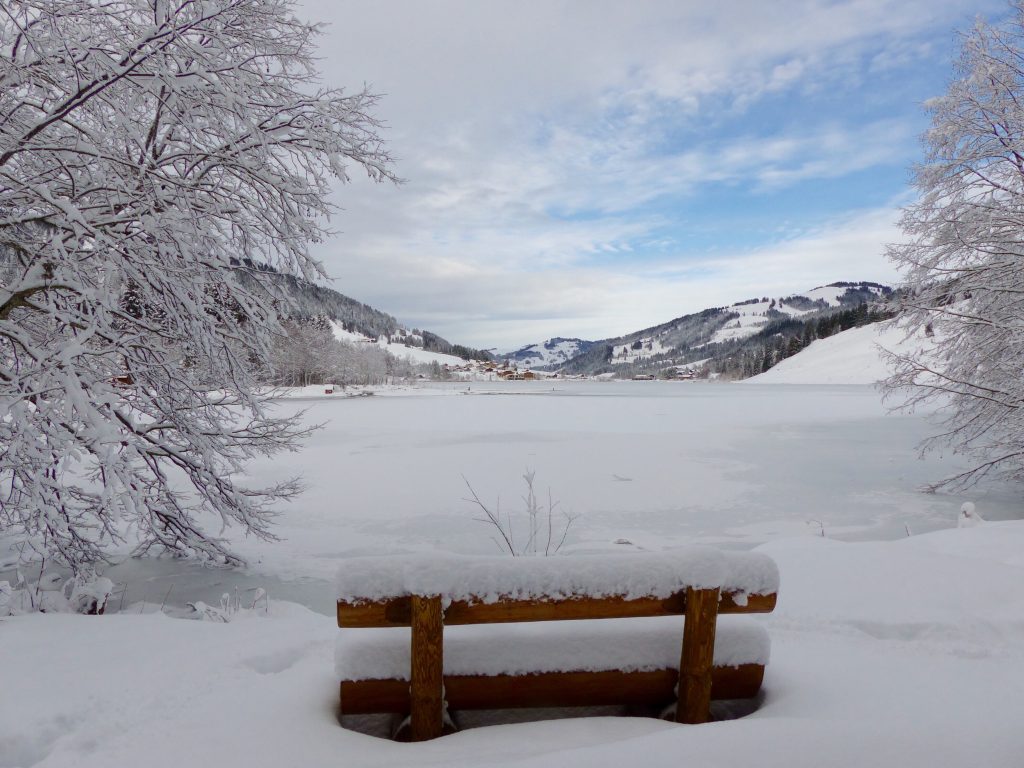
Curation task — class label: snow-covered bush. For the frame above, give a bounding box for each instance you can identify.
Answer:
[0,570,112,616]
[958,502,984,529]
[187,588,269,622]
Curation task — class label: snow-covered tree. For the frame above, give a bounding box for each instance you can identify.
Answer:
[0,0,395,569]
[885,3,1024,489]
[270,317,339,387]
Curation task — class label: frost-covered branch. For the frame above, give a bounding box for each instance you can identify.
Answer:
[883,2,1024,489]
[0,0,396,571]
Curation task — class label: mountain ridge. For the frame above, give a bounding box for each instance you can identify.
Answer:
[236,264,492,361]
[507,281,894,378]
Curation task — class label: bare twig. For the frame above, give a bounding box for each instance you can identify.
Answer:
[462,475,515,556]
[159,583,174,613]
[463,470,579,557]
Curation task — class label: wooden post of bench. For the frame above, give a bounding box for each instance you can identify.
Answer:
[409,595,444,740]
[676,586,720,724]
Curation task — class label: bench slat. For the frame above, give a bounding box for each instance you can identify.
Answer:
[339,663,765,714]
[338,590,776,628]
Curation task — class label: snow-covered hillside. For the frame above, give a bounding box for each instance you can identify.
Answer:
[260,269,489,363]
[502,338,594,369]
[747,322,935,385]
[553,281,891,378]
[329,321,470,366]
[610,336,674,365]
[710,283,889,345]
[710,297,809,344]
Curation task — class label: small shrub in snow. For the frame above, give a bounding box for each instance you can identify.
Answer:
[462,471,579,556]
[186,587,270,622]
[958,502,984,528]
[0,569,112,616]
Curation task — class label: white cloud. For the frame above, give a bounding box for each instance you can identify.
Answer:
[320,205,905,349]
[291,0,998,347]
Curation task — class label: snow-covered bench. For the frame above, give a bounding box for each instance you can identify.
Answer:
[335,550,779,740]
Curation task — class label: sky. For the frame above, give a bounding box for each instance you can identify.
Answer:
[296,0,1004,351]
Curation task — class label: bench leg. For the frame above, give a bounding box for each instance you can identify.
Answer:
[410,595,444,740]
[676,586,720,724]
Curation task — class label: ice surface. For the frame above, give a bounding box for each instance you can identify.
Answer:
[334,616,770,680]
[10,380,1021,613]
[227,381,1022,586]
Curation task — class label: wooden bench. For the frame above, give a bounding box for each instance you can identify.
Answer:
[335,550,778,740]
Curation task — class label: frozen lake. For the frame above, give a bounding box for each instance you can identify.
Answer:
[22,381,1024,614]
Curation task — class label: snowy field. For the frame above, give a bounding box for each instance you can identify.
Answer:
[3,380,1024,766]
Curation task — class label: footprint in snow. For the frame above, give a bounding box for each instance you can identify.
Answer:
[242,642,321,675]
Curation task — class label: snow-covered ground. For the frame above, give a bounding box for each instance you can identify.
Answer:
[4,522,1023,767]
[748,322,934,385]
[3,381,1023,766]
[268,383,466,399]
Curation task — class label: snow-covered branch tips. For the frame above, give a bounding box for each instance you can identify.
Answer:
[884,1,1024,491]
[0,0,398,570]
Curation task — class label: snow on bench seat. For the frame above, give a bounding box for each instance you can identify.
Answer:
[335,616,769,681]
[335,549,779,605]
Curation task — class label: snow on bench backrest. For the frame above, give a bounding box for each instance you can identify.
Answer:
[335,549,778,609]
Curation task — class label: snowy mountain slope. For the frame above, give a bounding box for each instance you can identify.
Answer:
[242,266,490,361]
[746,321,935,385]
[502,338,596,368]
[609,335,675,365]
[328,321,469,366]
[555,281,892,377]
[709,282,890,346]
